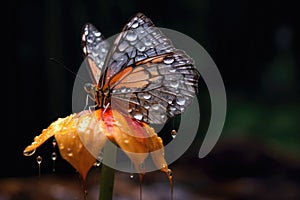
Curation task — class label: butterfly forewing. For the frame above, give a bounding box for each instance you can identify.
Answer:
[82,23,110,84]
[99,13,176,88]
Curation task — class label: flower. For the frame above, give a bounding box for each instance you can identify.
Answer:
[23,108,169,181]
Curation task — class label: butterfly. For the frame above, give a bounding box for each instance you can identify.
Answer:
[81,13,199,125]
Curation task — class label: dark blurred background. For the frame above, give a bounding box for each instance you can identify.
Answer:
[4,0,300,199]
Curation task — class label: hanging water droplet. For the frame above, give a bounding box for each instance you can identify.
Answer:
[163,57,174,64]
[126,30,137,41]
[171,130,177,139]
[167,168,173,179]
[36,156,42,165]
[51,152,57,161]
[130,174,134,179]
[167,168,174,200]
[52,138,57,148]
[84,189,88,200]
[93,160,101,167]
[23,149,36,157]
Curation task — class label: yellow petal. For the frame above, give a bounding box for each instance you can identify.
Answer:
[23,112,102,181]
[23,115,75,154]
[110,109,169,173]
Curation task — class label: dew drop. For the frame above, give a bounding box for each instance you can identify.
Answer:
[144,39,152,46]
[137,43,146,52]
[169,68,176,73]
[171,130,177,139]
[94,31,101,37]
[163,57,174,64]
[59,143,64,150]
[67,148,73,157]
[118,41,129,51]
[135,54,147,62]
[170,80,179,88]
[124,139,129,144]
[97,151,104,162]
[133,113,143,121]
[143,93,151,99]
[131,21,139,28]
[169,106,177,112]
[176,97,186,106]
[36,156,42,165]
[126,30,137,41]
[151,104,160,110]
[86,35,94,43]
[51,152,57,161]
[144,105,150,109]
[120,87,127,93]
[139,163,145,170]
[23,149,36,157]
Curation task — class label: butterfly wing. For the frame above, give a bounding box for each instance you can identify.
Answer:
[101,13,199,124]
[82,23,110,84]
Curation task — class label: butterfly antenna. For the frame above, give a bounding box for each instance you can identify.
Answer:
[49,58,86,82]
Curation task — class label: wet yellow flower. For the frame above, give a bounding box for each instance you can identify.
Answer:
[23,108,169,181]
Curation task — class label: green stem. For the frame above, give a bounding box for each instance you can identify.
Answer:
[99,143,117,200]
[99,164,115,200]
